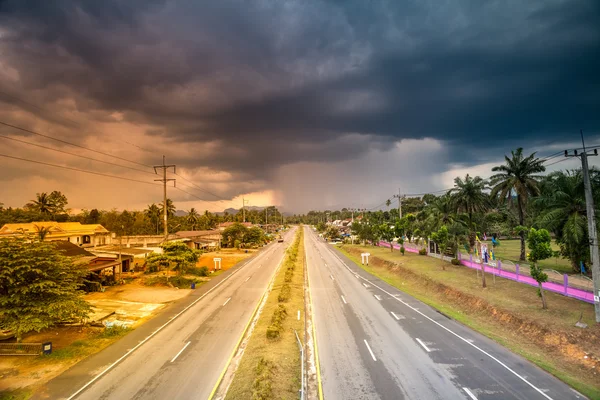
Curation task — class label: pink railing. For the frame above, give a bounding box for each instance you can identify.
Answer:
[377,241,594,304]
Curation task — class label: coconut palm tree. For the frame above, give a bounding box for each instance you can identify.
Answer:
[27,192,55,215]
[490,148,546,261]
[535,170,589,272]
[34,225,52,241]
[159,198,176,218]
[187,208,200,230]
[449,174,489,250]
[145,203,161,234]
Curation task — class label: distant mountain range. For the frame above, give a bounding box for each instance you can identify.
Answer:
[175,206,293,217]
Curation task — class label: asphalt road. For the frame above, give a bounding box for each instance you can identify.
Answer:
[305,226,585,400]
[35,227,295,400]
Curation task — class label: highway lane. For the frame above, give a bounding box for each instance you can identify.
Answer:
[305,227,583,400]
[45,227,295,400]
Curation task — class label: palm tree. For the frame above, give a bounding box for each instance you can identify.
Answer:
[145,203,161,234]
[34,225,52,241]
[27,192,55,214]
[490,148,546,261]
[187,208,200,230]
[160,198,176,218]
[535,170,588,272]
[450,174,489,250]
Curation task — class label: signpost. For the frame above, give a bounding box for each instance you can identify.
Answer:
[213,257,222,271]
[361,253,370,265]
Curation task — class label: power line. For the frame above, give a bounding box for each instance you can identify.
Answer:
[0,89,156,154]
[172,172,230,201]
[0,153,161,186]
[0,120,155,170]
[0,134,157,177]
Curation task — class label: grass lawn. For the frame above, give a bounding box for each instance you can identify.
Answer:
[459,238,574,274]
[339,244,600,399]
[225,229,305,400]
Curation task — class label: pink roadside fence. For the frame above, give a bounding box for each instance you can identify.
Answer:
[378,241,595,304]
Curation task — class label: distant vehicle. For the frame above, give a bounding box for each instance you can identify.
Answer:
[277,236,284,243]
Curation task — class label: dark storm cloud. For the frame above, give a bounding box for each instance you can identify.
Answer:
[1,0,599,176]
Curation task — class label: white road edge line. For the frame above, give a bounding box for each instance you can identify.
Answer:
[341,295,347,304]
[324,246,555,400]
[170,341,191,363]
[374,295,382,301]
[390,311,400,320]
[364,339,377,361]
[223,297,231,306]
[463,387,478,400]
[66,244,278,400]
[415,338,431,352]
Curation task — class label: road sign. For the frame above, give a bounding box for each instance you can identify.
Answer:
[361,253,370,265]
[213,258,222,270]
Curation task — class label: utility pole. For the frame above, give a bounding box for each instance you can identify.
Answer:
[118,226,123,284]
[265,206,268,225]
[153,156,176,241]
[242,197,249,223]
[565,130,600,323]
[393,188,402,219]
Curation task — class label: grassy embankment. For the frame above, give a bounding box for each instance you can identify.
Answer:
[339,244,600,399]
[226,229,305,400]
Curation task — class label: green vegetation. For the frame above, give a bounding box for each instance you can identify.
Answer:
[226,228,305,400]
[143,275,202,289]
[0,238,91,342]
[146,241,200,275]
[527,228,553,309]
[222,222,267,248]
[339,245,600,399]
[0,388,33,400]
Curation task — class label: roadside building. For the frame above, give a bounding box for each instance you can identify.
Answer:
[0,221,112,247]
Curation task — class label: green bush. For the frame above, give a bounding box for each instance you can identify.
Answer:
[400,246,405,255]
[284,269,293,283]
[188,266,209,276]
[266,324,281,340]
[451,258,460,265]
[278,284,291,303]
[252,358,274,399]
[419,248,427,256]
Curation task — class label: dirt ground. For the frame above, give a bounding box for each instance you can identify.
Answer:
[197,248,256,271]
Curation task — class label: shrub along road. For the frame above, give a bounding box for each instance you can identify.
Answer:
[305,227,582,400]
[32,228,296,400]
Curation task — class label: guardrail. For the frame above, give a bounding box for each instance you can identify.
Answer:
[0,343,43,356]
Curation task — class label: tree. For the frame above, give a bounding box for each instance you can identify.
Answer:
[146,241,200,276]
[0,238,91,341]
[87,209,101,224]
[316,221,327,233]
[450,174,489,249]
[160,198,176,219]
[222,223,248,248]
[145,204,161,235]
[535,170,590,272]
[379,224,395,251]
[325,225,340,241]
[431,226,450,270]
[27,192,54,215]
[34,224,52,241]
[244,226,265,246]
[48,191,68,215]
[490,148,546,261]
[187,208,200,230]
[527,228,553,309]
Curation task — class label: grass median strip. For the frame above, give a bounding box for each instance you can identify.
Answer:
[225,229,305,400]
[338,244,600,400]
